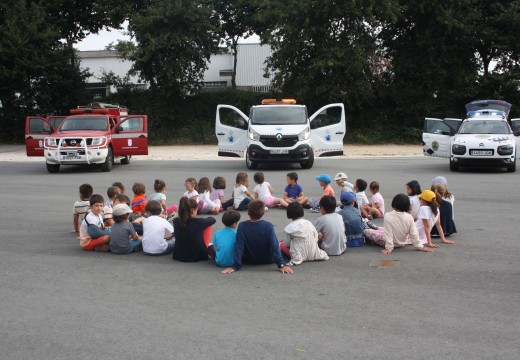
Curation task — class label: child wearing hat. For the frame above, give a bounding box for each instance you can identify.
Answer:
[415,190,454,248]
[309,174,335,212]
[338,192,364,247]
[333,172,354,194]
[109,204,142,254]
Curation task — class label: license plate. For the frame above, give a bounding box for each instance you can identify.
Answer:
[64,151,80,160]
[470,150,492,156]
[270,149,289,154]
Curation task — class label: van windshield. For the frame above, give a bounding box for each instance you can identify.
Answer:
[60,116,108,131]
[250,107,307,125]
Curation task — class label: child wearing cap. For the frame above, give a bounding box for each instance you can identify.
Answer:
[309,174,335,212]
[109,204,142,254]
[333,172,354,193]
[338,192,365,247]
[415,190,454,248]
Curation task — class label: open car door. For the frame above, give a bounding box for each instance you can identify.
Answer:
[112,115,148,156]
[215,105,249,158]
[511,118,520,159]
[423,118,461,158]
[46,116,66,129]
[309,103,345,157]
[25,116,55,156]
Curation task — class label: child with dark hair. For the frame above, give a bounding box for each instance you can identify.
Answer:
[430,184,457,237]
[142,200,175,255]
[131,182,147,215]
[406,180,422,219]
[115,193,144,235]
[211,176,227,206]
[280,202,329,265]
[415,190,454,248]
[73,183,93,233]
[173,197,216,262]
[103,186,121,227]
[198,177,221,214]
[354,179,369,213]
[314,196,346,256]
[380,194,433,255]
[253,172,288,208]
[232,172,254,211]
[361,181,385,219]
[148,179,177,216]
[109,204,142,254]
[112,181,125,194]
[79,194,111,251]
[208,210,241,267]
[222,200,293,274]
[283,172,308,206]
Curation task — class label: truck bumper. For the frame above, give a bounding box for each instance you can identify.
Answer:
[44,148,109,165]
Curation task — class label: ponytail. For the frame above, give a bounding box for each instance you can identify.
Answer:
[178,197,198,227]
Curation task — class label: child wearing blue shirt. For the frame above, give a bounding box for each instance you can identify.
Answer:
[283,172,309,206]
[209,210,241,267]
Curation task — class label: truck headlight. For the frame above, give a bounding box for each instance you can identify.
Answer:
[298,127,310,141]
[91,137,106,146]
[248,129,260,141]
[45,138,57,147]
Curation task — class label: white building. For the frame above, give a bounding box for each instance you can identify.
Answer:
[78,43,273,98]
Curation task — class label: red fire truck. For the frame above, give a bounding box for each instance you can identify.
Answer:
[25,103,148,173]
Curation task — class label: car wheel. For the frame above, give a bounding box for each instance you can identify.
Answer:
[121,155,131,165]
[100,147,114,172]
[449,159,459,172]
[46,162,60,173]
[246,151,258,169]
[300,150,314,169]
[507,160,516,173]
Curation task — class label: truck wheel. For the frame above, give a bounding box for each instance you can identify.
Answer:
[449,159,459,172]
[246,151,258,169]
[100,147,114,172]
[507,160,516,173]
[300,150,314,169]
[46,162,60,173]
[121,155,131,165]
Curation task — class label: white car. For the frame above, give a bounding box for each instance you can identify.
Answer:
[215,99,346,169]
[423,100,520,172]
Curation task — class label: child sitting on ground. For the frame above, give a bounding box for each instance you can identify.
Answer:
[173,197,216,262]
[131,182,147,215]
[430,184,457,237]
[222,200,293,274]
[211,176,229,209]
[283,172,308,206]
[232,172,255,211]
[360,181,385,219]
[198,177,221,214]
[142,200,175,255]
[103,186,121,227]
[115,194,144,235]
[314,196,347,256]
[280,202,329,265]
[338,192,365,247]
[109,204,142,254]
[79,194,111,252]
[333,172,354,193]
[73,183,92,233]
[381,194,433,255]
[309,174,335,212]
[183,177,199,203]
[112,181,125,194]
[406,180,422,220]
[415,190,454,248]
[208,210,241,267]
[253,172,288,208]
[148,179,178,216]
[354,179,370,212]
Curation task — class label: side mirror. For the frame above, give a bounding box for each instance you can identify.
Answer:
[115,125,123,133]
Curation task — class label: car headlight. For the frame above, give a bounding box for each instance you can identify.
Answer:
[298,127,310,141]
[248,129,260,141]
[91,137,106,146]
[452,144,466,155]
[497,145,514,155]
[45,138,58,147]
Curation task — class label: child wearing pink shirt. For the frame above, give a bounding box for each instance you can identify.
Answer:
[361,181,385,219]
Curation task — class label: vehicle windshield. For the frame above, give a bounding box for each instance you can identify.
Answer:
[458,120,511,134]
[59,116,108,131]
[250,107,307,125]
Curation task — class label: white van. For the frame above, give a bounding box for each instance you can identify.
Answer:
[215,99,346,169]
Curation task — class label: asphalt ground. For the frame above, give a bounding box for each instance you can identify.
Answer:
[1,156,519,359]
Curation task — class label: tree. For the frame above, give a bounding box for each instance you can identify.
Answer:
[128,0,220,95]
[211,0,258,89]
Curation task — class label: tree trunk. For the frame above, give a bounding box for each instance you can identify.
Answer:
[231,38,238,89]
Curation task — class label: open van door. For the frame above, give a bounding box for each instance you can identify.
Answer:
[25,116,54,156]
[422,118,460,158]
[215,105,249,158]
[309,103,345,157]
[511,118,520,159]
[112,115,148,156]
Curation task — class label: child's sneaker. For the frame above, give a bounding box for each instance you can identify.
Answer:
[166,212,176,222]
[366,221,378,230]
[310,207,321,213]
[303,203,311,209]
[264,207,269,211]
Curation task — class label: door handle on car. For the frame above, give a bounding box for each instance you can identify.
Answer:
[336,132,344,134]
[217,132,225,135]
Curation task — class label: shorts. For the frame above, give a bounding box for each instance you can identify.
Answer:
[82,236,108,251]
[263,196,275,207]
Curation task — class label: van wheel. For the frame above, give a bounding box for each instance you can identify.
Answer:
[46,162,60,173]
[507,160,516,173]
[246,151,258,169]
[121,155,131,165]
[449,159,459,172]
[100,147,113,172]
[300,151,314,169]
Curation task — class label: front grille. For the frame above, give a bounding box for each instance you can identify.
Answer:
[61,138,92,146]
[260,135,298,148]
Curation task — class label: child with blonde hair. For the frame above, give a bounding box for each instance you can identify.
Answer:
[198,177,221,214]
[232,172,254,211]
[183,177,199,202]
[253,172,288,208]
[430,184,457,237]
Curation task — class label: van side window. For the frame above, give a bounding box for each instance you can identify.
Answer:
[313,107,342,128]
[219,108,247,129]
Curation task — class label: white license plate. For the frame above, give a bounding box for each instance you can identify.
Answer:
[63,151,80,160]
[470,150,493,156]
[270,149,289,154]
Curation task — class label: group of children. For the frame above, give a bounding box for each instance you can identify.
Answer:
[72,172,457,274]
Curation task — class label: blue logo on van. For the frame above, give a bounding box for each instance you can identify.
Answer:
[276,128,283,131]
